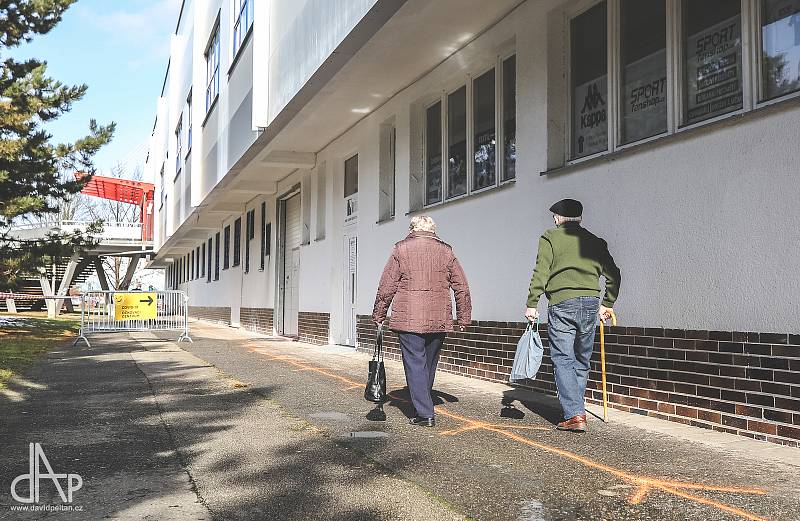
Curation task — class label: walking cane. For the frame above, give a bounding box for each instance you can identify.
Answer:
[600,310,617,423]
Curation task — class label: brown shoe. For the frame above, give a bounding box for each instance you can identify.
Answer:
[556,415,587,432]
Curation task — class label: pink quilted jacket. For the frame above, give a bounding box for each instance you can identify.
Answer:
[372,231,472,333]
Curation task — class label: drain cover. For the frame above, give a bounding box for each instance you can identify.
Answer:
[347,431,389,439]
[309,412,351,422]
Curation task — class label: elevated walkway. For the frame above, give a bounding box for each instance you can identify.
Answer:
[2,174,156,315]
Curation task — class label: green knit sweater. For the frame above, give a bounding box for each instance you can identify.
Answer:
[527,222,621,308]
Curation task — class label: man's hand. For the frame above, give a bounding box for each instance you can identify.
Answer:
[599,306,614,322]
[524,307,539,322]
[458,325,466,332]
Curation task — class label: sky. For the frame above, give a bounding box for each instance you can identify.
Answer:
[8,0,183,181]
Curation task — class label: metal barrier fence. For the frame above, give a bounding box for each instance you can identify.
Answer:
[74,290,192,347]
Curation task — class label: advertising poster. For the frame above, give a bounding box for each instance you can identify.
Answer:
[685,16,743,124]
[573,76,608,158]
[622,49,667,143]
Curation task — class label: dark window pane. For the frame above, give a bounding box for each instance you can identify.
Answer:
[223,226,230,269]
[502,55,516,181]
[620,0,667,144]
[761,0,800,101]
[448,86,467,199]
[260,202,266,270]
[473,70,496,190]
[683,0,742,125]
[571,2,608,158]
[233,218,241,267]
[425,101,442,205]
[214,233,220,280]
[344,155,358,198]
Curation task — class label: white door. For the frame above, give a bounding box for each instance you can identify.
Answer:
[342,231,357,346]
[282,194,301,336]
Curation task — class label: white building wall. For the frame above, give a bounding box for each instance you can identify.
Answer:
[152,0,800,335]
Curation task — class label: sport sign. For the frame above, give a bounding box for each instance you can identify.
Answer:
[113,293,157,321]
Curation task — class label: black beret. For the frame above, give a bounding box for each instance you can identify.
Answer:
[549,198,583,218]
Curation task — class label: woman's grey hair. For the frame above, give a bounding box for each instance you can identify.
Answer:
[554,214,582,225]
[409,215,436,233]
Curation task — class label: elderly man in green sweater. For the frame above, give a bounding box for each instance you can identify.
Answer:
[525,199,621,432]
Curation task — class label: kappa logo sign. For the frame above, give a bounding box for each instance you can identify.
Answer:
[580,83,607,129]
[10,443,83,504]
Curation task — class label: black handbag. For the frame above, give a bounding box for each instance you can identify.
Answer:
[364,325,386,403]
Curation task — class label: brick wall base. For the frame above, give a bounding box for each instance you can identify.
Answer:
[356,316,800,447]
[298,312,330,345]
[241,307,274,336]
[189,306,231,326]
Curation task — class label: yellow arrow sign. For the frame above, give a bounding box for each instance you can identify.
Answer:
[113,293,157,321]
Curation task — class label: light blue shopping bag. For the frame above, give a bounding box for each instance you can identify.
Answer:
[509,319,544,382]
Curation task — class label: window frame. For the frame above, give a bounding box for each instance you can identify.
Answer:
[186,91,193,155]
[232,217,242,267]
[561,0,799,168]
[752,0,800,107]
[223,225,230,270]
[175,115,183,174]
[232,0,254,60]
[214,232,221,280]
[421,53,517,210]
[205,18,221,115]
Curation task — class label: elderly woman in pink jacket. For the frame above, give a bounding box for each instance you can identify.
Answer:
[372,216,472,427]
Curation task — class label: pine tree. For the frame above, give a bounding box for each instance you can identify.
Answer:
[0,0,115,290]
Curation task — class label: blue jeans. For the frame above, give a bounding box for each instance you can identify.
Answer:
[547,296,600,420]
[398,332,445,419]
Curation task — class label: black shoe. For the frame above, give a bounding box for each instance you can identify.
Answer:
[409,416,435,427]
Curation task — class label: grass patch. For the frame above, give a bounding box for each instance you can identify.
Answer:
[0,314,79,389]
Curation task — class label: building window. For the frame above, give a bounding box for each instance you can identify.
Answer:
[502,55,516,182]
[233,217,241,267]
[205,23,221,113]
[207,237,213,282]
[682,0,742,126]
[175,116,183,173]
[571,2,608,159]
[260,202,267,270]
[233,0,253,57]
[760,0,800,101]
[344,155,358,197]
[621,0,667,144]
[447,86,467,199]
[421,54,516,208]
[201,243,206,279]
[378,122,396,222]
[557,1,800,167]
[214,232,220,280]
[196,246,201,279]
[425,101,442,205]
[344,155,358,222]
[186,91,192,152]
[245,209,254,273]
[159,166,165,208]
[264,223,272,256]
[473,70,496,191]
[223,225,230,270]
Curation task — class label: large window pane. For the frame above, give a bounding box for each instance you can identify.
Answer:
[447,86,467,198]
[683,0,742,125]
[502,55,516,181]
[571,2,608,159]
[425,102,442,205]
[761,0,800,101]
[473,71,496,190]
[344,155,358,197]
[620,0,667,144]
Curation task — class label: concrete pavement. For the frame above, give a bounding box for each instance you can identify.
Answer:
[1,319,799,520]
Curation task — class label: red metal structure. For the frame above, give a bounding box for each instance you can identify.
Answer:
[75,172,155,241]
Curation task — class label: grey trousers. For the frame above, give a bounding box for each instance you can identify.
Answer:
[398,332,445,418]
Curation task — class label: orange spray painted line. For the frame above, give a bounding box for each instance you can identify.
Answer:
[600,310,617,423]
